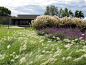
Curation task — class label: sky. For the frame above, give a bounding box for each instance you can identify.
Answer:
[0,0,86,20]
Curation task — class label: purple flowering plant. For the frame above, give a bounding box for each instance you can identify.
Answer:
[35,27,86,41]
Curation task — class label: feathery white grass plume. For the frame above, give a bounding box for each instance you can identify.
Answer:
[20,57,26,64]
[7,44,10,49]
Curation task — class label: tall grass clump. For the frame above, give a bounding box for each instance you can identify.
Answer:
[31,15,59,29]
[31,15,86,31]
[59,17,86,29]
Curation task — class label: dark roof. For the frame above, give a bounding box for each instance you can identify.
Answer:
[18,15,40,19]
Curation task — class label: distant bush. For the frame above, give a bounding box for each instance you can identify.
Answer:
[32,15,86,30]
[31,15,59,29]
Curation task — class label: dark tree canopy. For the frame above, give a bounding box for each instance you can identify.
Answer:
[0,6,11,16]
[75,10,84,18]
[44,5,58,16]
[44,5,84,19]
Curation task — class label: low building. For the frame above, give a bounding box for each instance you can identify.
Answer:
[0,15,40,26]
[9,15,40,25]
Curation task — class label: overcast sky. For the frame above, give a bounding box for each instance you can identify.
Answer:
[0,0,86,20]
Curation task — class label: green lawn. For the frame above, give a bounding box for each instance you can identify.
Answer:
[0,27,86,65]
[0,27,33,40]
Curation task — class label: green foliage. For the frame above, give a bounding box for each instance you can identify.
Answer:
[44,5,84,19]
[0,6,11,16]
[0,28,86,65]
[61,8,69,17]
[69,10,74,17]
[75,10,84,19]
[44,5,58,16]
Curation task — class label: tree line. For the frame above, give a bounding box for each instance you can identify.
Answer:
[0,6,11,16]
[44,5,84,19]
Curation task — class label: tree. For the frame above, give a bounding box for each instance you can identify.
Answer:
[79,11,84,18]
[69,10,74,17]
[61,8,69,17]
[0,6,11,16]
[44,5,58,16]
[75,10,84,18]
[58,7,63,17]
[44,6,50,15]
[75,10,79,18]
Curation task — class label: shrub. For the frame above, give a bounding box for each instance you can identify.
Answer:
[36,27,86,40]
[31,15,86,30]
[59,16,71,28]
[31,15,59,29]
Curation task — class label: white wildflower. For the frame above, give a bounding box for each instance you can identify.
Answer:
[42,32,44,34]
[38,50,41,52]
[56,37,60,40]
[47,41,52,42]
[79,37,83,40]
[13,52,15,54]
[29,61,33,64]
[73,55,83,62]
[83,54,86,57]
[83,46,86,49]
[52,36,55,38]
[15,55,19,59]
[10,54,13,56]
[71,41,76,44]
[66,56,72,60]
[64,44,72,50]
[40,60,49,65]
[11,59,14,62]
[72,40,74,42]
[40,58,55,65]
[52,48,54,51]
[0,54,5,60]
[20,57,26,64]
[29,52,33,57]
[19,43,27,52]
[63,39,70,43]
[76,49,86,52]
[38,55,44,59]
[73,58,81,62]
[39,39,44,42]
[44,47,48,48]
[53,54,60,57]
[54,49,62,55]
[7,45,10,49]
[75,38,78,41]
[82,34,85,36]
[46,51,52,53]
[62,57,65,60]
[49,54,52,57]
[42,50,45,53]
[23,44,27,50]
